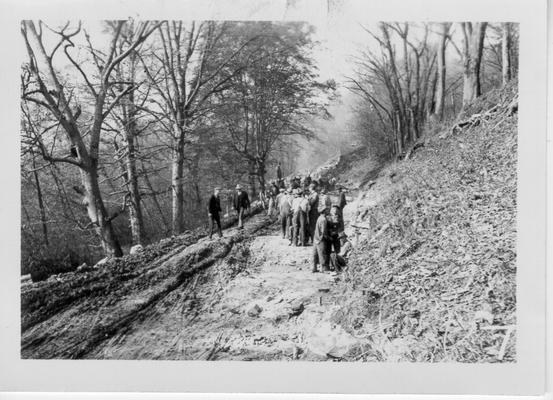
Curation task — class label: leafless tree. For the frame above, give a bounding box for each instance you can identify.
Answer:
[21,20,159,257]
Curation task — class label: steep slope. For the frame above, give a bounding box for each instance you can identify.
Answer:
[332,82,518,362]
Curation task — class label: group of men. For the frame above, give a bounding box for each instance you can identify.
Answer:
[207,184,251,239]
[265,177,351,274]
[206,163,352,273]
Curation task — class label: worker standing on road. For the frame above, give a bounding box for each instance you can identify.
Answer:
[312,204,330,273]
[307,183,319,244]
[277,188,291,240]
[291,189,303,246]
[327,205,343,258]
[299,190,310,246]
[207,187,223,239]
[233,184,250,229]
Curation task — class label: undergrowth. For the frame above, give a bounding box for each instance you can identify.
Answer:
[335,82,518,362]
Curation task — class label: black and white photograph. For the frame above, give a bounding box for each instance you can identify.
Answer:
[0,0,549,395]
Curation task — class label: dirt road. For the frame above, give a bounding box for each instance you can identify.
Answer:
[85,218,364,360]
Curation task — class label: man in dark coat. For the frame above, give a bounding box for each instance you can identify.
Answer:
[233,184,250,229]
[207,187,223,238]
[307,183,319,244]
[277,162,283,181]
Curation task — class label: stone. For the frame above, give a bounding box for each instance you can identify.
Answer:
[307,322,358,358]
[247,304,262,317]
[130,244,144,255]
[94,257,108,268]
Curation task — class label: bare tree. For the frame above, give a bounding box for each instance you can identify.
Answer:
[501,22,512,85]
[349,23,436,157]
[433,22,451,121]
[140,21,258,234]
[460,22,487,107]
[21,20,159,257]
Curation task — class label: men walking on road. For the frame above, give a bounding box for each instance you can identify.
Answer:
[207,187,223,239]
[233,184,250,229]
[312,204,330,273]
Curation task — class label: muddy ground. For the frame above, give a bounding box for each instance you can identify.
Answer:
[85,215,365,360]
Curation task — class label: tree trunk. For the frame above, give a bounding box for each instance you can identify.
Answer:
[171,126,186,235]
[256,160,266,194]
[141,163,170,235]
[124,127,145,245]
[248,161,257,198]
[32,157,49,246]
[434,23,449,120]
[502,22,511,85]
[461,22,487,108]
[80,167,123,258]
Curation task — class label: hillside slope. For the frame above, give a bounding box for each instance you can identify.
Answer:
[332,82,518,362]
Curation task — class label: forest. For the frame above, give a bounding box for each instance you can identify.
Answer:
[20,20,518,278]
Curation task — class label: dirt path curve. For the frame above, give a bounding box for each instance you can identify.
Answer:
[87,220,365,360]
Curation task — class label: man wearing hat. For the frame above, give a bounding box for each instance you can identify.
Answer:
[291,188,308,246]
[307,183,319,244]
[312,202,330,273]
[233,184,250,229]
[277,187,292,240]
[207,187,223,239]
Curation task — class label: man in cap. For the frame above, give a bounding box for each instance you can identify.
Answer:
[307,183,319,244]
[233,184,250,229]
[290,188,303,246]
[277,187,292,240]
[327,205,343,255]
[207,187,223,239]
[312,202,330,273]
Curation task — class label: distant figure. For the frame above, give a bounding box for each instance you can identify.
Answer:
[291,189,305,246]
[233,184,250,229]
[277,162,283,181]
[312,204,330,273]
[327,205,343,256]
[290,176,300,190]
[277,188,292,240]
[305,174,312,188]
[319,187,332,212]
[207,187,223,239]
[307,184,319,244]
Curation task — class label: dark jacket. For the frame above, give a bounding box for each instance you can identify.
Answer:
[339,192,347,209]
[208,194,222,215]
[233,190,250,211]
[277,165,282,180]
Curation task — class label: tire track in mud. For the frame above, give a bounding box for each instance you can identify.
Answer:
[21,213,272,359]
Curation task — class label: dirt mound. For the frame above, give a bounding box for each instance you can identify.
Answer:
[333,84,518,362]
